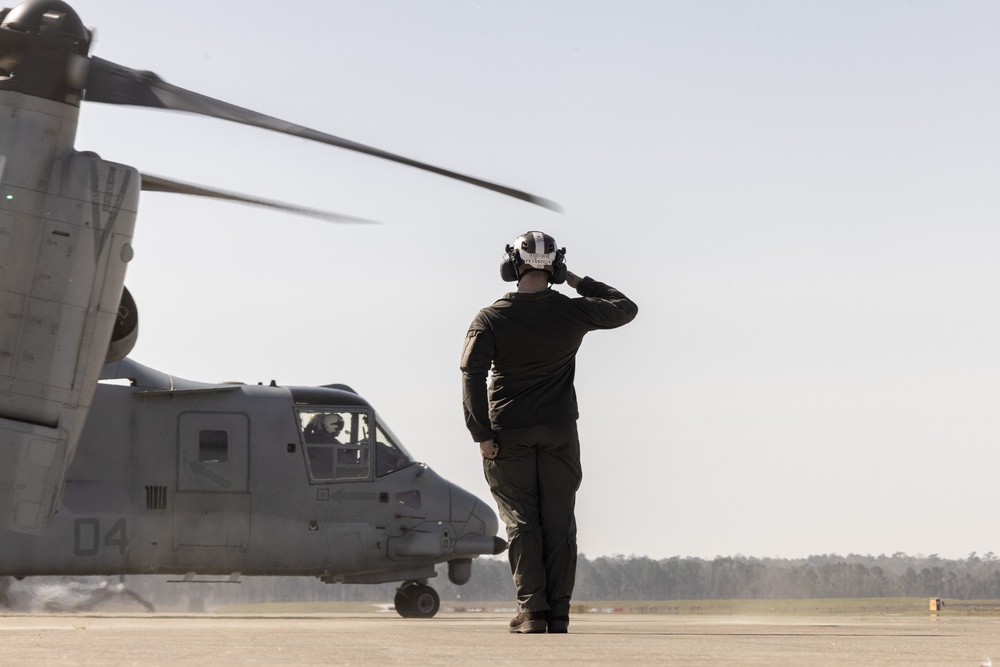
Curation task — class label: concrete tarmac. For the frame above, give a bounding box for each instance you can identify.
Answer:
[1,613,999,666]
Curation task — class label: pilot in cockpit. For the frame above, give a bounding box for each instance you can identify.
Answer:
[304,413,346,444]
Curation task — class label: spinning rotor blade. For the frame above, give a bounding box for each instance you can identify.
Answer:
[140,174,379,225]
[86,57,562,212]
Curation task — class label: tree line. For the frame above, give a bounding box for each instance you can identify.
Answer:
[6,552,1000,611]
[444,552,1000,602]
[573,552,1000,601]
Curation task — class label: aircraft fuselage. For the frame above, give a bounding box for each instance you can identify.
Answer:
[0,359,503,588]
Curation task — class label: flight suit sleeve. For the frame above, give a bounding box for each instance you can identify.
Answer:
[460,317,496,443]
[574,276,639,329]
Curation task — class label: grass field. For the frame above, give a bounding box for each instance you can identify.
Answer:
[218,597,1000,616]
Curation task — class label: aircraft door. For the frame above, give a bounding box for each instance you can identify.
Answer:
[174,412,250,549]
[177,412,249,492]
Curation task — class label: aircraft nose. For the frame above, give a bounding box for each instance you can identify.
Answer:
[449,481,506,557]
[385,472,506,560]
[469,494,500,543]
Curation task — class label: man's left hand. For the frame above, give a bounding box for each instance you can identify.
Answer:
[479,439,499,459]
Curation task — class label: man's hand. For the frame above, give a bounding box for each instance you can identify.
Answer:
[480,439,499,460]
[566,271,582,289]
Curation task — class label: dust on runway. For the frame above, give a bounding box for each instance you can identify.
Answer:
[1,613,998,666]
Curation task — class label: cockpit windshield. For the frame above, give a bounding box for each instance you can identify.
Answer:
[297,408,415,482]
[299,409,370,481]
[373,414,415,476]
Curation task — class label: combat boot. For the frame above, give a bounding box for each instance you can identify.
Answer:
[509,611,547,634]
[546,613,570,633]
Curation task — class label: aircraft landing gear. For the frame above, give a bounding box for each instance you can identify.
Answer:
[393,581,440,619]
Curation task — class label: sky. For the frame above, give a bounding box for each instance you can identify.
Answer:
[58,0,1000,561]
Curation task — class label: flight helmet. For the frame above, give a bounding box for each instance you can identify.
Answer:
[500,231,566,284]
[322,414,344,434]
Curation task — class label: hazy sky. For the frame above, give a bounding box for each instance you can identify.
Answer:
[64,0,1000,561]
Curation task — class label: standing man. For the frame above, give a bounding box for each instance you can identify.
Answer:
[461,231,638,634]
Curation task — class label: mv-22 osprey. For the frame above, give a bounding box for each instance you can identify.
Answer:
[0,0,557,617]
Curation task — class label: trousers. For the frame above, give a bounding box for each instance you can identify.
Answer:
[483,422,583,614]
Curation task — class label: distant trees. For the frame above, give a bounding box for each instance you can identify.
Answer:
[458,552,1000,602]
[561,552,1000,601]
[8,552,1000,610]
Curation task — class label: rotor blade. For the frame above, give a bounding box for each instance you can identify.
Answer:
[139,173,379,225]
[86,57,562,212]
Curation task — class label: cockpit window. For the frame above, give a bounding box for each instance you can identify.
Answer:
[374,415,415,476]
[299,409,371,482]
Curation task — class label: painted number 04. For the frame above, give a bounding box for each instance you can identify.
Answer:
[73,517,128,556]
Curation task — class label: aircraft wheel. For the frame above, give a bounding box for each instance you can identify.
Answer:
[394,583,440,619]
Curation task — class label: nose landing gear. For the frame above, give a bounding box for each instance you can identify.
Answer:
[393,581,440,618]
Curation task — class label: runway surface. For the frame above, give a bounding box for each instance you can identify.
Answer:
[1,613,998,666]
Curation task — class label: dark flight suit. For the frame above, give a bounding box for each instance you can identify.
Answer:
[461,277,637,615]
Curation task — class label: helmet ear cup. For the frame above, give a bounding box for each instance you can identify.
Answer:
[549,247,567,284]
[500,244,520,282]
